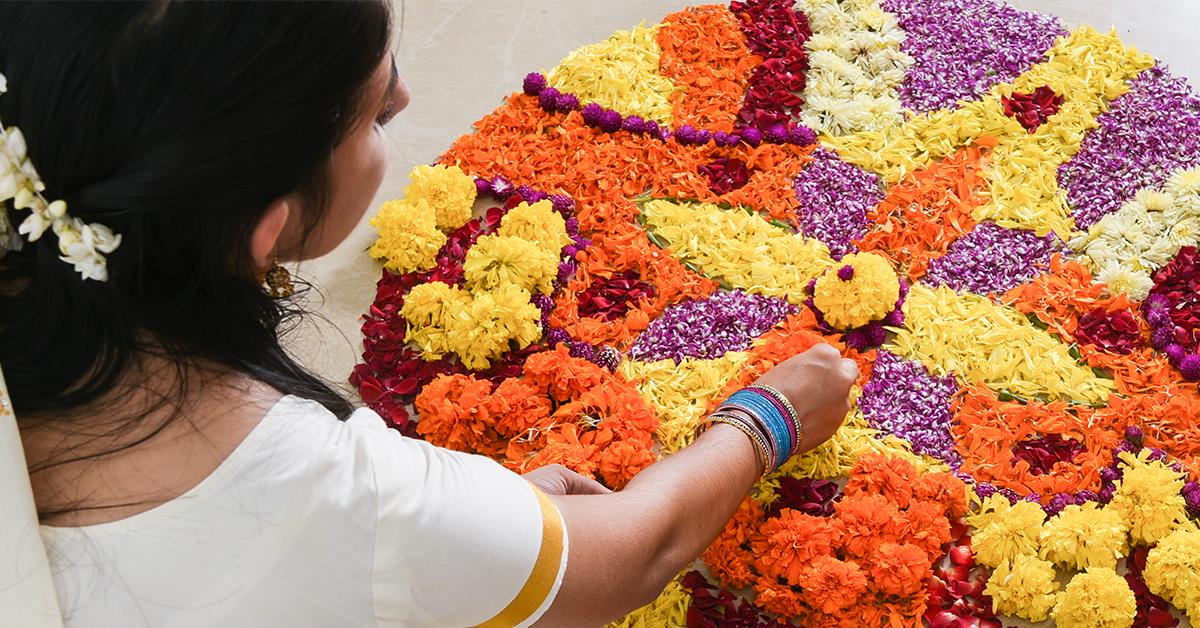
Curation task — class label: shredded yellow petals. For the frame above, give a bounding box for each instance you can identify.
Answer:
[1109,449,1192,546]
[443,283,543,371]
[1144,527,1200,614]
[887,283,1116,403]
[547,22,680,126]
[608,574,691,628]
[1038,502,1129,571]
[1070,167,1200,300]
[1052,567,1137,628]
[984,554,1061,623]
[402,163,477,232]
[368,198,447,273]
[642,199,833,304]
[824,26,1153,238]
[621,354,746,455]
[971,498,1045,569]
[774,407,939,481]
[463,234,558,296]
[401,282,472,361]
[813,252,900,329]
[498,199,572,255]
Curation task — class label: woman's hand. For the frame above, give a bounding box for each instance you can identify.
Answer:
[751,343,859,453]
[523,463,612,496]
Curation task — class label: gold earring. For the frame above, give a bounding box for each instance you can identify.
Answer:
[265,253,294,298]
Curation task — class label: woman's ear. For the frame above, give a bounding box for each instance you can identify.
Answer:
[250,197,293,269]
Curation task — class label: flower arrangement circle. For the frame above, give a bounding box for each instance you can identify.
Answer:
[354,2,1200,626]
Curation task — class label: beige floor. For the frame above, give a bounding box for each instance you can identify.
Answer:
[295,0,1200,396]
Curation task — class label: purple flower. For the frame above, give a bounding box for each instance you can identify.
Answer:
[837,265,855,281]
[1125,426,1146,448]
[858,349,961,464]
[490,175,515,201]
[551,194,577,217]
[546,327,570,347]
[568,341,594,361]
[537,86,561,112]
[882,0,1064,113]
[522,72,547,96]
[580,102,603,126]
[555,92,579,112]
[789,125,817,146]
[516,185,548,204]
[740,127,762,147]
[765,124,789,144]
[922,222,1064,295]
[627,290,795,363]
[622,115,648,134]
[765,478,842,518]
[474,177,492,197]
[791,148,883,259]
[1059,66,1200,230]
[694,129,713,145]
[675,124,698,145]
[597,109,623,133]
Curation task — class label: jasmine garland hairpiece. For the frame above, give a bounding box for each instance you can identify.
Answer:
[0,72,121,281]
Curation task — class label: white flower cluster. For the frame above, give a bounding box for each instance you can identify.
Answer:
[797,0,913,136]
[0,72,120,281]
[1069,167,1200,300]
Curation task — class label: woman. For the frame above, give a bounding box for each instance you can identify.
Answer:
[0,3,857,627]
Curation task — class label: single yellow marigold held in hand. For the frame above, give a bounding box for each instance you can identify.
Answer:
[369,198,446,273]
[403,163,476,231]
[812,251,900,329]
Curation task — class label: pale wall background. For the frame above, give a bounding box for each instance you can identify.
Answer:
[293,0,1200,398]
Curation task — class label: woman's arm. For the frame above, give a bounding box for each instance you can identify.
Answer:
[531,343,858,627]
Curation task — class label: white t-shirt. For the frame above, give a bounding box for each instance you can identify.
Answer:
[39,396,568,628]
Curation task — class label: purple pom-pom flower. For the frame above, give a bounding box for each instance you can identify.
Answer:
[740,127,762,147]
[580,102,604,126]
[537,87,561,112]
[597,109,623,133]
[522,72,547,96]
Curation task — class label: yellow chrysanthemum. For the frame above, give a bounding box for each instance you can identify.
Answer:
[984,554,1060,622]
[498,200,572,255]
[1051,567,1136,628]
[1109,449,1190,546]
[403,163,476,232]
[369,198,447,273]
[1039,502,1129,570]
[970,498,1045,568]
[444,283,543,371]
[812,252,899,329]
[1144,527,1200,612]
[462,234,558,296]
[400,282,471,360]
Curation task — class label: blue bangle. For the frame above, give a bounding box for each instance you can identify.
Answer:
[723,389,795,466]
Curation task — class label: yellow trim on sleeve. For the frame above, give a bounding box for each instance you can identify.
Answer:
[471,484,565,628]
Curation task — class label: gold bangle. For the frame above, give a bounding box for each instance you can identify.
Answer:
[702,413,775,478]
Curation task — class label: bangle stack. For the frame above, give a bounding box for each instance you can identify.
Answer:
[700,383,803,478]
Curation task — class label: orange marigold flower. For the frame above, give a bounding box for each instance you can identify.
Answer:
[520,424,600,479]
[702,537,758,589]
[869,543,932,598]
[834,493,906,560]
[522,344,609,402]
[414,373,496,454]
[752,509,840,586]
[798,555,868,614]
[597,440,655,490]
[484,377,553,443]
[845,453,918,509]
[753,577,809,620]
[911,471,971,519]
[903,500,954,563]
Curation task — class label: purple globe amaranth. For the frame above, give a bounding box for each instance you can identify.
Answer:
[592,345,622,373]
[537,87,561,112]
[837,265,855,281]
[530,293,554,316]
[1181,354,1200,381]
[1076,490,1098,504]
[1124,425,1145,448]
[551,194,576,217]
[1166,343,1187,367]
[546,327,570,347]
[622,115,648,134]
[474,177,492,197]
[713,131,730,146]
[523,72,548,96]
[490,175,516,201]
[694,129,713,145]
[1185,489,1200,518]
[515,185,546,204]
[740,127,762,147]
[1100,466,1123,485]
[564,217,580,237]
[789,125,817,146]
[884,308,905,327]
[675,124,698,145]
[765,124,789,144]
[555,92,579,112]
[597,109,623,133]
[998,487,1022,504]
[726,133,740,146]
[1098,485,1116,504]
[974,482,997,499]
[1151,326,1175,350]
[568,341,594,361]
[580,102,604,126]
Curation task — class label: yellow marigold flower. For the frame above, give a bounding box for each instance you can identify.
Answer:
[403,163,476,232]
[400,282,471,360]
[984,554,1060,623]
[812,251,899,330]
[971,498,1045,568]
[1039,502,1129,570]
[1051,567,1136,628]
[369,198,447,273]
[1144,527,1200,612]
[445,283,542,370]
[1109,449,1189,546]
[498,200,572,254]
[966,494,1011,530]
[463,234,558,296]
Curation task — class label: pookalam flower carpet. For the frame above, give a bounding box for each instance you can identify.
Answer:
[352,0,1200,626]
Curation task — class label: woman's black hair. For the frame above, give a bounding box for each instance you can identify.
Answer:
[0,3,390,454]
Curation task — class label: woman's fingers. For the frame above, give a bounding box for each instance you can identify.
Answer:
[523,464,613,496]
